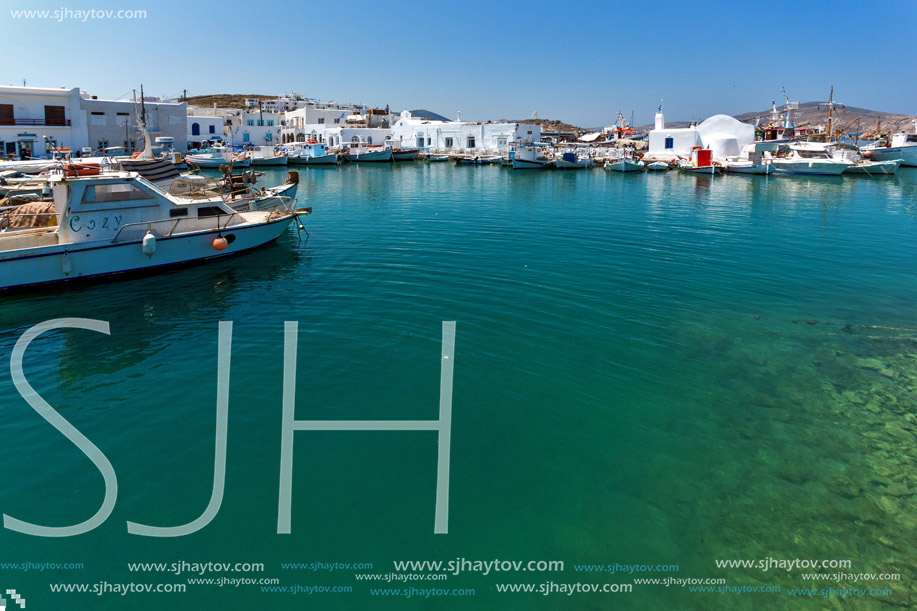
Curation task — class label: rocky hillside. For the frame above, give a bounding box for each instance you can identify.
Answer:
[183,94,274,109]
[513,118,586,134]
[735,102,916,136]
[644,102,916,136]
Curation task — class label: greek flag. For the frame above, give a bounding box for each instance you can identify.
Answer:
[657,100,663,112]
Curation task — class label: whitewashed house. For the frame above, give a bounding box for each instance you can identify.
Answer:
[225,110,283,146]
[81,95,187,154]
[696,114,755,159]
[0,86,89,158]
[388,110,541,153]
[281,103,357,143]
[646,109,702,160]
[187,114,227,147]
[323,127,392,149]
[647,109,754,161]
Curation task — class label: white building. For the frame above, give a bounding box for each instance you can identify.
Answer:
[646,109,702,160]
[187,115,226,147]
[0,86,89,158]
[647,109,754,161]
[388,110,541,153]
[281,103,358,143]
[81,95,187,154]
[323,127,392,148]
[226,110,283,147]
[695,114,755,159]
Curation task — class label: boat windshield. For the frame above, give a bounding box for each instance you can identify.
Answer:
[795,150,831,159]
[133,175,168,197]
[81,182,154,203]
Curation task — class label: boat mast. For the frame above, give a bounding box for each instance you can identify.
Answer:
[127,90,133,151]
[826,86,834,141]
[140,84,147,130]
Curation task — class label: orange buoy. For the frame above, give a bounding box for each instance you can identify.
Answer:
[212,237,229,251]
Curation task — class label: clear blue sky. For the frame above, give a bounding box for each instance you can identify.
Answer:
[3,0,916,127]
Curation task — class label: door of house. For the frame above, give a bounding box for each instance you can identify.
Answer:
[18,141,33,158]
[0,104,13,125]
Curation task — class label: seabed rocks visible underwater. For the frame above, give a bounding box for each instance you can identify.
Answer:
[665,313,915,609]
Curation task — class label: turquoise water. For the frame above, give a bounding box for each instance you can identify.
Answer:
[1,164,915,609]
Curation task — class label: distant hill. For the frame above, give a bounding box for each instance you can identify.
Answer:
[734,101,916,135]
[641,102,916,136]
[513,118,587,134]
[184,94,274,109]
[410,109,450,122]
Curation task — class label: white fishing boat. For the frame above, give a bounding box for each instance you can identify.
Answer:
[720,141,779,174]
[862,122,917,167]
[768,142,852,176]
[511,144,552,169]
[721,160,769,174]
[342,145,392,162]
[186,148,251,168]
[645,161,671,171]
[676,147,720,175]
[604,158,644,173]
[0,172,309,291]
[844,159,902,175]
[248,146,288,166]
[285,142,339,165]
[554,150,594,169]
[117,155,299,208]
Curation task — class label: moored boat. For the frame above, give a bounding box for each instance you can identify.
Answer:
[0,172,309,291]
[248,146,288,166]
[511,144,552,169]
[554,151,594,169]
[862,121,917,167]
[720,142,779,174]
[604,158,643,173]
[186,148,251,168]
[392,149,421,161]
[512,157,552,169]
[342,146,393,162]
[721,160,770,174]
[843,159,902,175]
[767,142,851,176]
[285,142,339,165]
[677,147,720,175]
[645,161,671,171]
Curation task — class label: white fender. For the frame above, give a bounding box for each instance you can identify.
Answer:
[142,232,157,257]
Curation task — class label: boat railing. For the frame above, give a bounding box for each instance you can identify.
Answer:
[111,212,245,244]
[260,196,297,220]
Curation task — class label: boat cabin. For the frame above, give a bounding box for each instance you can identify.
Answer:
[51,172,241,245]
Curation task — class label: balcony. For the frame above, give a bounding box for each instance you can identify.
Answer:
[0,118,72,127]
